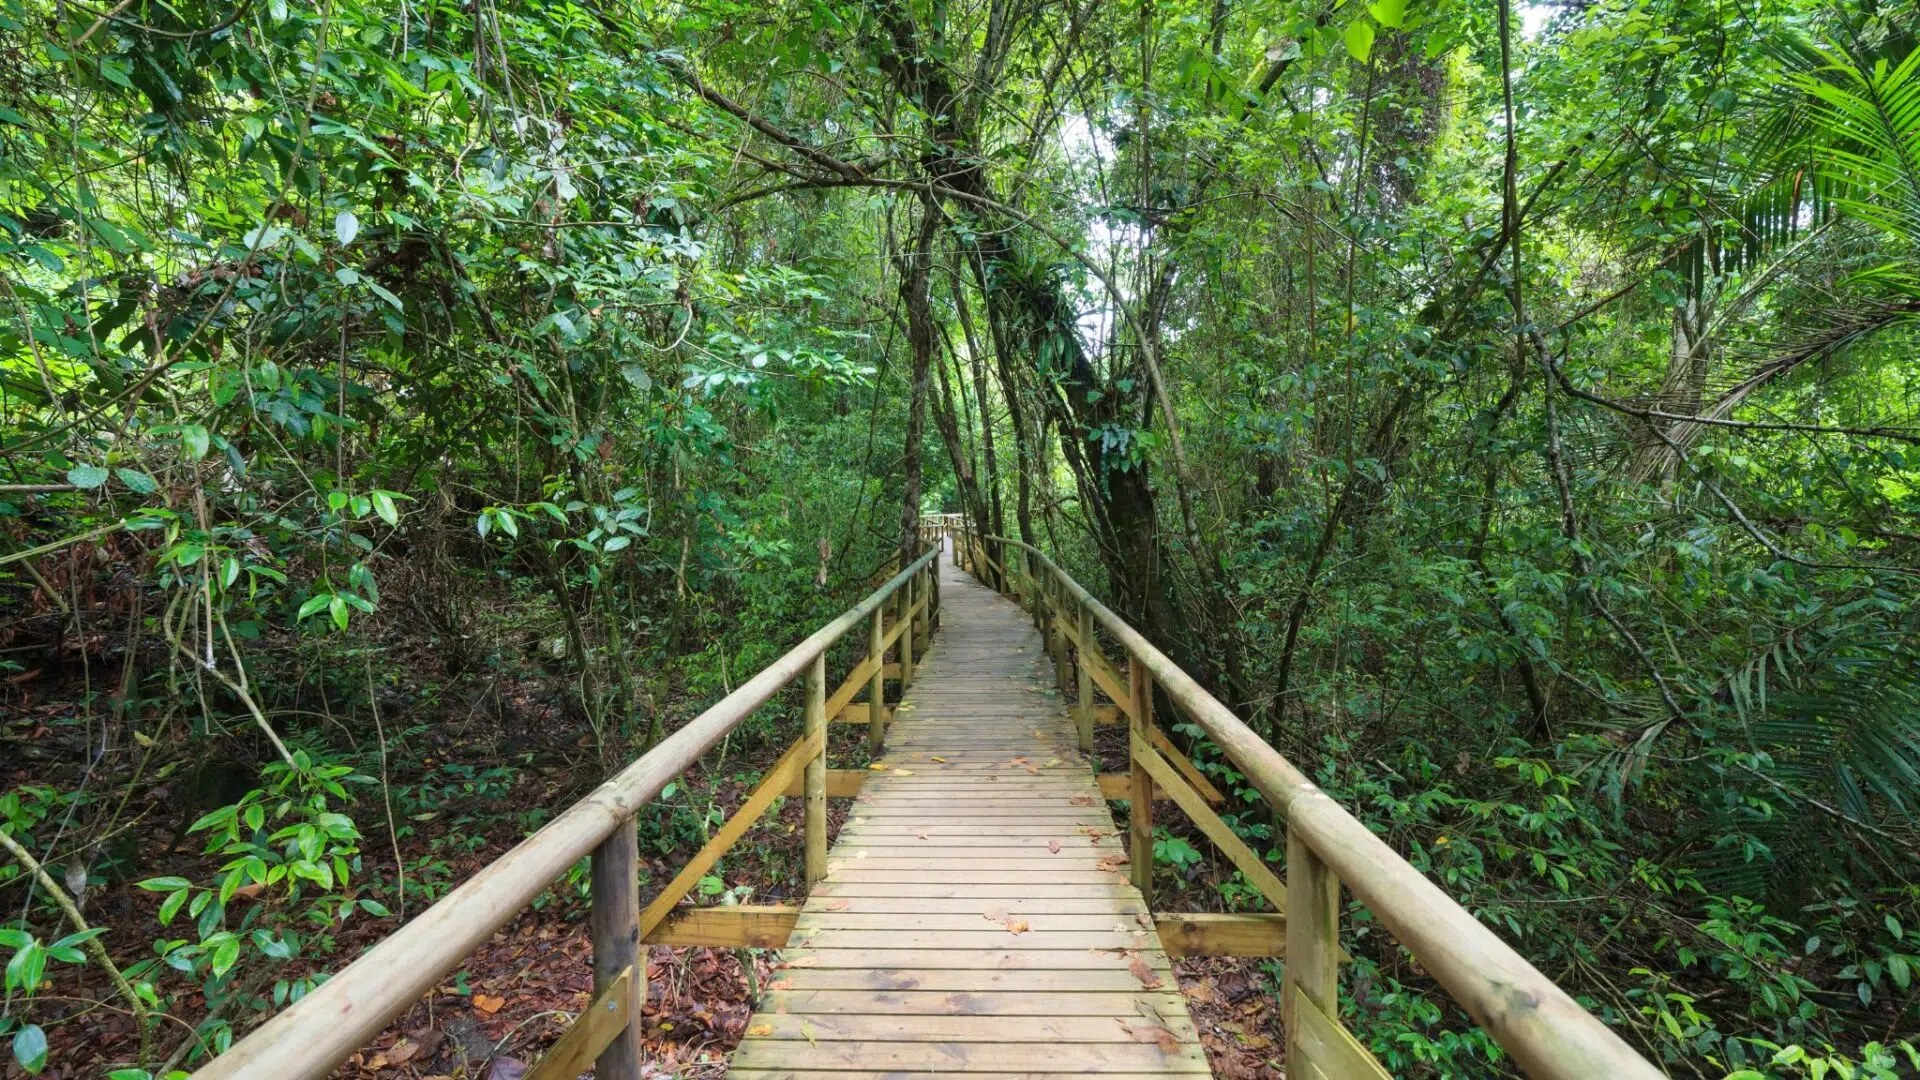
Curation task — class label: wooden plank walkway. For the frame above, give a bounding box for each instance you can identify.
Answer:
[728,549,1209,1079]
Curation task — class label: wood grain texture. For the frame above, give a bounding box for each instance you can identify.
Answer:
[728,550,1206,1079]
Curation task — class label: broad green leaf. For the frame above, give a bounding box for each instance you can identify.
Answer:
[1369,0,1406,28]
[66,465,108,489]
[136,876,192,891]
[115,467,158,494]
[12,1023,47,1074]
[1344,19,1374,62]
[370,490,398,526]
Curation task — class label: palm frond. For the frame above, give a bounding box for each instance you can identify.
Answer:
[1801,40,1920,266]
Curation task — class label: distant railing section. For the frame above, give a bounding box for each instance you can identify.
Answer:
[190,546,943,1080]
[951,520,1660,1080]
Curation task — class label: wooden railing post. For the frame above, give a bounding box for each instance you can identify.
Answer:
[804,652,828,889]
[899,572,916,688]
[868,605,886,755]
[1075,602,1094,753]
[1284,824,1341,1076]
[918,562,934,644]
[1028,558,1043,630]
[921,553,936,630]
[1128,657,1154,905]
[1051,578,1070,692]
[589,818,643,1080]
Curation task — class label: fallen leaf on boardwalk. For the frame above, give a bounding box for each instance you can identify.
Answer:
[869,762,890,771]
[747,1024,774,1037]
[1005,919,1030,935]
[472,993,505,1016]
[1135,912,1153,929]
[1127,952,1165,990]
[1009,756,1029,766]
[1049,839,1061,853]
[1043,757,1063,768]
[1080,826,1107,839]
[930,756,948,763]
[1070,794,1096,806]
[824,899,848,910]
[893,768,914,776]
[917,831,929,840]
[1119,1020,1181,1054]
[801,1021,819,1047]
[1097,854,1131,872]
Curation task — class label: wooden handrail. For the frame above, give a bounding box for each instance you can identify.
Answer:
[975,531,1661,1080]
[191,545,942,1080]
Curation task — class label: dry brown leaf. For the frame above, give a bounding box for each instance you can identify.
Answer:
[823,899,848,911]
[1096,853,1131,873]
[387,1039,421,1066]
[1127,952,1165,990]
[1070,794,1096,806]
[1005,919,1030,935]
[472,994,505,1016]
[1118,1020,1181,1054]
[1134,911,1153,929]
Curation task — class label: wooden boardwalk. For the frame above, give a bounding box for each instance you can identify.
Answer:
[728,551,1209,1079]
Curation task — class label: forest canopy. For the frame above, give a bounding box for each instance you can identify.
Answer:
[2,0,1918,1075]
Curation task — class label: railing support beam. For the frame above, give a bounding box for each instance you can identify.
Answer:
[804,652,828,889]
[1284,822,1341,1078]
[589,818,643,1080]
[868,605,886,756]
[1075,602,1094,753]
[1128,658,1154,904]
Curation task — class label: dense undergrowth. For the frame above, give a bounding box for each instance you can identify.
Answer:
[4,0,1920,1075]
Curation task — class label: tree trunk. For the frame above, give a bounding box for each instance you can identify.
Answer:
[897,197,941,563]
